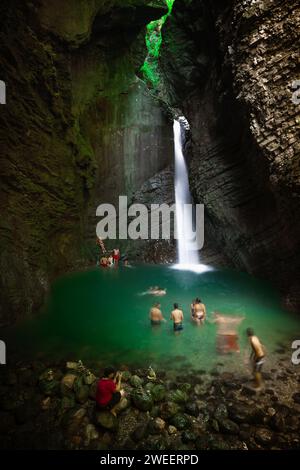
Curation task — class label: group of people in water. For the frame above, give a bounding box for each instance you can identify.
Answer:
[94,294,265,417]
[148,292,265,390]
[99,248,121,268]
[149,298,206,331]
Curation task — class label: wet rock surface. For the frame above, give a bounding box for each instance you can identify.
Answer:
[0,353,299,450]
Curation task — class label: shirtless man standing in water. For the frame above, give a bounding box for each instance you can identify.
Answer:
[247,328,265,390]
[171,303,184,332]
[149,303,165,326]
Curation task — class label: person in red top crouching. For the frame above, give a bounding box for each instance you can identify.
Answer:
[112,248,120,267]
[96,366,124,416]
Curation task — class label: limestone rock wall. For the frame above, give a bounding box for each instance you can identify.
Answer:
[0,0,170,325]
[159,0,300,310]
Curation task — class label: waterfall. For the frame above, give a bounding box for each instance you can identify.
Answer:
[173,119,212,273]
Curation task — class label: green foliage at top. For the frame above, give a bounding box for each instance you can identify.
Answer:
[141,0,175,88]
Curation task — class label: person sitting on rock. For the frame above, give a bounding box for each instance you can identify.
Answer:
[96,367,124,416]
[171,303,184,332]
[191,297,206,324]
[246,328,265,390]
[150,303,166,326]
[107,254,114,267]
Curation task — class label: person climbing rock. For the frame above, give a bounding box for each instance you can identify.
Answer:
[96,367,124,416]
[96,236,106,254]
[171,303,184,332]
[246,328,265,390]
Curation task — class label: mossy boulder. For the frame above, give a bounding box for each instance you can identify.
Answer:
[167,389,188,404]
[130,375,144,388]
[170,413,190,430]
[95,410,118,431]
[151,384,166,402]
[159,401,181,420]
[131,389,153,411]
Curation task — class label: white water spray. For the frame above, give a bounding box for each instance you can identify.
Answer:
[173,119,212,273]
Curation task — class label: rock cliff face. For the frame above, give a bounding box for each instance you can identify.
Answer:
[0,0,171,325]
[158,0,300,311]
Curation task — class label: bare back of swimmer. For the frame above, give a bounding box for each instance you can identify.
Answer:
[192,298,206,322]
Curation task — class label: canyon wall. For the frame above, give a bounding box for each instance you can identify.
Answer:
[159,0,300,310]
[0,0,299,326]
[0,0,171,325]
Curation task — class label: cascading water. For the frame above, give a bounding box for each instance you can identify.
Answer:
[174,119,199,265]
[173,118,212,273]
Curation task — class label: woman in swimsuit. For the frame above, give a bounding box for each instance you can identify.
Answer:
[191,298,206,324]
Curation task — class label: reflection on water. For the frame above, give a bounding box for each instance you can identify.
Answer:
[3,265,300,373]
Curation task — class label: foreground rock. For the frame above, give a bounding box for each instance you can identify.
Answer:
[0,356,300,450]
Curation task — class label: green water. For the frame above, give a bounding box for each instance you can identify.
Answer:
[4,265,300,373]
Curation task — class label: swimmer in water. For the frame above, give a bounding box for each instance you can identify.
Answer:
[139,286,167,296]
[150,286,166,296]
